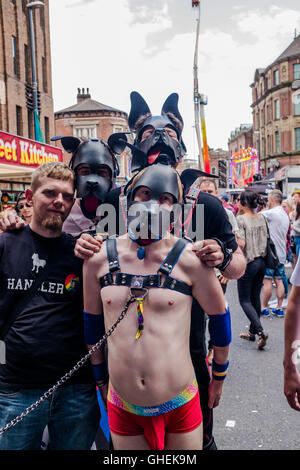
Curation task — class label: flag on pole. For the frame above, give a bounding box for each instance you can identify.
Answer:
[34,109,45,143]
[192,0,200,7]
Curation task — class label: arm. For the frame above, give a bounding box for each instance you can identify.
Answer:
[82,254,108,403]
[74,233,103,260]
[283,285,300,411]
[196,195,246,279]
[190,257,230,409]
[193,240,246,280]
[0,209,25,232]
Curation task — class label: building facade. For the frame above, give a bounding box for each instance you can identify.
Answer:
[228,124,253,157]
[251,34,300,174]
[54,88,130,182]
[0,0,54,142]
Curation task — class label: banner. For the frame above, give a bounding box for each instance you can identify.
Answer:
[0,131,62,169]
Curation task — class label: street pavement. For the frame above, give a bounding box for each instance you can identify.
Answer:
[213,276,300,451]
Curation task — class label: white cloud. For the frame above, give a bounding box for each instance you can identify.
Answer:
[49,2,300,158]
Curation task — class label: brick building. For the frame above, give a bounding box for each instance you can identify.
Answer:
[251,33,300,174]
[0,0,54,142]
[54,88,131,182]
[228,124,253,156]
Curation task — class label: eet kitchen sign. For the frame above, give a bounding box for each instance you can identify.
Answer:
[0,131,62,169]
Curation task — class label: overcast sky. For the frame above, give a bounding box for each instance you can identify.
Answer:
[49,0,300,159]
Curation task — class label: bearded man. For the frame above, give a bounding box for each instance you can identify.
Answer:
[0,162,100,450]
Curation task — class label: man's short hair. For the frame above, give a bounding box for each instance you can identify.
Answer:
[292,189,300,196]
[268,189,283,205]
[196,178,218,191]
[31,162,74,194]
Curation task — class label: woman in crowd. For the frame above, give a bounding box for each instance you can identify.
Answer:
[236,190,269,350]
[15,191,32,224]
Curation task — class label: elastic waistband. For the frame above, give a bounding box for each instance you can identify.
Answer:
[108,378,198,417]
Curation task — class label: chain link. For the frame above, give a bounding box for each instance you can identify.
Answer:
[0,293,139,436]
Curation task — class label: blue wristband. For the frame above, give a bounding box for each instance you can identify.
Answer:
[92,363,108,383]
[83,310,105,344]
[208,307,231,347]
[212,359,229,381]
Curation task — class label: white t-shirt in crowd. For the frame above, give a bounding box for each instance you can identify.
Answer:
[225,208,238,233]
[262,205,290,264]
[291,256,300,286]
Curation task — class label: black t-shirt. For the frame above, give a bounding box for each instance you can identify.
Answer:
[0,226,93,388]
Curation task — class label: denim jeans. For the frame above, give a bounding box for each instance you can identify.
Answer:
[237,257,266,335]
[0,383,100,450]
[294,236,300,257]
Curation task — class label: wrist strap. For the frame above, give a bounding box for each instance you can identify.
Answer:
[212,359,229,381]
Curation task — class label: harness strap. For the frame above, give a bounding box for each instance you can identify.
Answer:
[99,237,192,296]
[106,237,120,273]
[158,238,190,276]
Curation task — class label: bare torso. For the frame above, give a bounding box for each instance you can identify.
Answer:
[96,236,196,406]
[87,234,226,407]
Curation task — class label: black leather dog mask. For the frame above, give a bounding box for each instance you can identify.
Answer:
[51,136,118,220]
[107,92,186,172]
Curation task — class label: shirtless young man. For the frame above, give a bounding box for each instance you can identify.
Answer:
[83,164,231,451]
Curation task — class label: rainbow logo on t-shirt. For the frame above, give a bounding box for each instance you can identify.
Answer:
[65,274,80,292]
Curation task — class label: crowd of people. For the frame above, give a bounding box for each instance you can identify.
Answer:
[0,91,300,451]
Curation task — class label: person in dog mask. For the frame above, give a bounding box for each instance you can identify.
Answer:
[53,136,119,237]
[126,163,182,253]
[61,92,248,450]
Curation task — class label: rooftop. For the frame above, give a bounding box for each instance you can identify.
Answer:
[55,88,127,116]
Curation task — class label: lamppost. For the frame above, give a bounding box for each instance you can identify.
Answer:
[27,1,44,141]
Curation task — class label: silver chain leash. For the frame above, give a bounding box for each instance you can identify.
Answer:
[0,292,141,436]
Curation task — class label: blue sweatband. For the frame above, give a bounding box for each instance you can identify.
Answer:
[83,310,105,345]
[92,363,108,383]
[208,307,231,347]
[212,359,229,381]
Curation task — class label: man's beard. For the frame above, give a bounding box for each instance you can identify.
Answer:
[41,215,63,231]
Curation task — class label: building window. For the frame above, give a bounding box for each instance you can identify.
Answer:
[24,44,30,83]
[42,57,47,92]
[294,93,300,116]
[295,128,300,151]
[275,131,280,153]
[274,99,280,120]
[294,64,300,80]
[74,126,96,139]
[28,109,34,139]
[113,125,123,133]
[44,116,49,143]
[12,36,19,77]
[16,106,22,136]
[273,69,279,86]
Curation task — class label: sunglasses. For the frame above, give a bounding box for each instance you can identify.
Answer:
[17,203,31,210]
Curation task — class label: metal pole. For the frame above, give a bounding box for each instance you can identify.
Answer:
[27,2,44,140]
[193,2,204,170]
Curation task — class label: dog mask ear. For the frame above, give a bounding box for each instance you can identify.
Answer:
[180,168,218,192]
[128,91,151,131]
[51,135,81,154]
[161,93,183,130]
[107,132,129,154]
